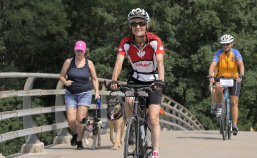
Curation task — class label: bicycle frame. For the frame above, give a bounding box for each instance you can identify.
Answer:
[223,87,232,125]
[219,78,234,140]
[131,90,151,157]
[104,81,153,158]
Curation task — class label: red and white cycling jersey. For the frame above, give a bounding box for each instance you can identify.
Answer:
[118,32,165,82]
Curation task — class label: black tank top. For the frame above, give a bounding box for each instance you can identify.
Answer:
[65,57,92,94]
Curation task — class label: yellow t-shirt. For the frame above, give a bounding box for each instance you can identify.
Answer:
[212,48,242,78]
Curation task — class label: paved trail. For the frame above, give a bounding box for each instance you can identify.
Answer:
[8,130,257,158]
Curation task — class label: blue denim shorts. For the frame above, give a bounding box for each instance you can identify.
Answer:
[65,90,92,109]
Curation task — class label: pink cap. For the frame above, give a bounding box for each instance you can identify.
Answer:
[74,41,86,51]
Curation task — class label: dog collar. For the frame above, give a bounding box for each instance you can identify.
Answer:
[84,124,97,132]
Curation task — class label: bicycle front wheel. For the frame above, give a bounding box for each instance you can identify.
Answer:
[221,98,228,140]
[228,121,232,139]
[142,123,153,158]
[124,116,139,158]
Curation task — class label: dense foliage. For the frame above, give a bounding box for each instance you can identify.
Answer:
[1,0,257,156]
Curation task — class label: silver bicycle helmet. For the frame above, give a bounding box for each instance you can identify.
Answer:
[128,8,151,22]
[220,34,234,44]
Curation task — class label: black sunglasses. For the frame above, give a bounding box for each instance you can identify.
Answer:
[222,43,231,46]
[130,22,146,27]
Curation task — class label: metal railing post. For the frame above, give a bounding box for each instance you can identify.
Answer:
[23,77,39,143]
[21,77,44,153]
[53,80,70,144]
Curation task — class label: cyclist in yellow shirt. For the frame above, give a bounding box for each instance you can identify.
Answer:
[208,34,245,135]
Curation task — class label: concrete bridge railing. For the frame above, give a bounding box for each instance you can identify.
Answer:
[0,72,204,156]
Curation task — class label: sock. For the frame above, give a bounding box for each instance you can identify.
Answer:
[233,125,237,127]
[153,151,159,158]
[218,105,222,108]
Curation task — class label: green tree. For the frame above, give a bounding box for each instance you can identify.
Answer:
[0,0,70,73]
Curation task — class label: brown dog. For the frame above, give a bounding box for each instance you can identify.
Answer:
[107,96,127,149]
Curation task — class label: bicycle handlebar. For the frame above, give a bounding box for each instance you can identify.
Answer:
[215,77,236,80]
[104,80,153,94]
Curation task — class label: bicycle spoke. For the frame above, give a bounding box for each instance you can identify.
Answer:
[124,117,138,158]
[144,124,153,157]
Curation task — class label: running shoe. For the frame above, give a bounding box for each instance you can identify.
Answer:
[77,141,83,150]
[216,107,222,118]
[232,125,238,136]
[70,133,77,146]
[211,103,216,114]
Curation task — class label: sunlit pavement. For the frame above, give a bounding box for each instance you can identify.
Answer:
[8,129,257,158]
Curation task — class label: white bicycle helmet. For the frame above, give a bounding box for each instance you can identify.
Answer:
[220,34,234,44]
[128,8,151,22]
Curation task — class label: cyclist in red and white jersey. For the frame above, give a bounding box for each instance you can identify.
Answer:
[110,8,165,158]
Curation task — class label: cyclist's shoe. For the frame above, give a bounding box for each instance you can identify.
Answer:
[232,125,239,136]
[77,141,83,150]
[152,151,159,158]
[215,106,222,118]
[70,133,77,146]
[128,125,135,145]
[211,103,216,114]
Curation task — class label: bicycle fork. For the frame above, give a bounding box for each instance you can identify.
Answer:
[133,97,141,157]
[224,89,232,132]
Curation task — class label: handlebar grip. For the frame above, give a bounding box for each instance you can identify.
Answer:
[104,80,119,89]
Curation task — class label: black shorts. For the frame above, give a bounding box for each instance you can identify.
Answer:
[217,80,242,96]
[127,77,162,106]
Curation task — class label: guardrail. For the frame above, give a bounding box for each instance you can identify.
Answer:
[0,72,204,154]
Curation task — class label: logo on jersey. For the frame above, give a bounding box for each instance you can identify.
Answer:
[119,47,123,52]
[231,58,233,62]
[159,46,163,51]
[135,63,152,67]
[137,51,146,58]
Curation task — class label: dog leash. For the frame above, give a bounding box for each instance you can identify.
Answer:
[95,97,101,118]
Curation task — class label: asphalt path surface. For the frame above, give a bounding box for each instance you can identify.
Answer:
[7,129,257,158]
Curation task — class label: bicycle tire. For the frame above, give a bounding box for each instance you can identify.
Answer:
[138,123,144,158]
[143,123,153,158]
[228,110,232,139]
[124,116,139,158]
[228,121,232,139]
[221,98,228,140]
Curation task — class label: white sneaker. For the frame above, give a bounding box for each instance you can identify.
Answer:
[216,107,222,117]
[211,104,216,114]
[152,151,159,158]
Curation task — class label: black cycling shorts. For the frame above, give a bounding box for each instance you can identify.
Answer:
[127,77,162,106]
[217,80,242,96]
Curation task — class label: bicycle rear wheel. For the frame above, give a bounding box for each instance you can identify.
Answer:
[124,116,139,158]
[221,98,228,140]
